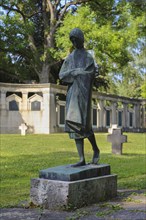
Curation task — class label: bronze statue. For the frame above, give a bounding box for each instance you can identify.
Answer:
[59,28,100,167]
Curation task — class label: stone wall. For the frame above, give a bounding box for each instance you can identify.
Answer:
[0,83,145,134]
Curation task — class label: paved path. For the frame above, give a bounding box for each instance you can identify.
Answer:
[0,190,146,220]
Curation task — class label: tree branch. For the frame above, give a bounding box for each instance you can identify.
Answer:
[56,0,61,7]
[47,0,55,21]
[55,0,92,28]
[1,3,44,20]
[2,4,26,21]
[0,46,32,61]
[28,35,37,52]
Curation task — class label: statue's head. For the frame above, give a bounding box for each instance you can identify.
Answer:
[69,28,84,49]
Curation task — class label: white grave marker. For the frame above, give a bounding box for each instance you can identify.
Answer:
[108,124,118,134]
[19,123,27,136]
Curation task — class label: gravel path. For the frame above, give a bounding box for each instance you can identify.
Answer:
[0,189,145,220]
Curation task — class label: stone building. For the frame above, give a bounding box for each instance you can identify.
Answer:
[0,83,145,134]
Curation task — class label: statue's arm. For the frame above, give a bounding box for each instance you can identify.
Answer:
[71,56,95,76]
[59,53,95,82]
[59,58,83,83]
[59,66,91,82]
[59,59,74,83]
[72,64,95,76]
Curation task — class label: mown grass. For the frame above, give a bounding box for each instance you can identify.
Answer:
[0,133,145,207]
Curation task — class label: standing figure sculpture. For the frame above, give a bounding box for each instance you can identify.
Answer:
[59,28,100,167]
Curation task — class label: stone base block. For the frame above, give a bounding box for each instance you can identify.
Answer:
[39,164,111,181]
[30,174,117,210]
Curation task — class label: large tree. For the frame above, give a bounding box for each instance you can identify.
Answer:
[0,0,93,83]
[0,0,145,98]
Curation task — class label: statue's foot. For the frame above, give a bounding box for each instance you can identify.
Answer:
[91,151,100,165]
[91,156,100,164]
[71,160,86,167]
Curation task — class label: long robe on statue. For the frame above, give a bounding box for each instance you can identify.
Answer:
[59,48,96,139]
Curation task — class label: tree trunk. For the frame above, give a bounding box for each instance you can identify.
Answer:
[39,62,50,83]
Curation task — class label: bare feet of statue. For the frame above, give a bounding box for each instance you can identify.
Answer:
[71,160,86,167]
[91,150,100,165]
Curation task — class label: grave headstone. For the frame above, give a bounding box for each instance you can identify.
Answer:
[107,128,127,155]
[19,123,27,136]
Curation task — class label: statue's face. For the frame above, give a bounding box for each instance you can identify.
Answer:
[70,36,84,49]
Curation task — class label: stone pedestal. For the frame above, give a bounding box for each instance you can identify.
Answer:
[30,164,117,210]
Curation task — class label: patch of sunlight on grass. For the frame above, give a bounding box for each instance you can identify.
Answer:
[0,133,145,207]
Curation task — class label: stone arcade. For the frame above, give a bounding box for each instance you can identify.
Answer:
[0,83,145,134]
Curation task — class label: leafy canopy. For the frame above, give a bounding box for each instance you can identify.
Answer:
[56,2,145,97]
[0,0,145,98]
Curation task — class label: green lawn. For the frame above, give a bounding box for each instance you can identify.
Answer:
[0,133,146,207]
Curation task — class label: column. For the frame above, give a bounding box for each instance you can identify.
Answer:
[0,90,6,110]
[122,103,128,129]
[133,103,140,129]
[0,90,6,133]
[50,91,56,133]
[141,104,146,128]
[22,92,28,111]
[43,91,50,134]
[47,88,57,133]
[98,99,105,130]
[133,104,136,128]
[111,102,117,125]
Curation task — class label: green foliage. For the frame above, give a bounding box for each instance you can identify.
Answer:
[56,3,145,96]
[0,0,62,83]
[0,0,145,96]
[0,6,39,82]
[141,82,146,98]
[0,133,145,207]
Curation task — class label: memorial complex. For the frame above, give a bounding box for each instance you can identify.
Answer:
[0,82,145,134]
